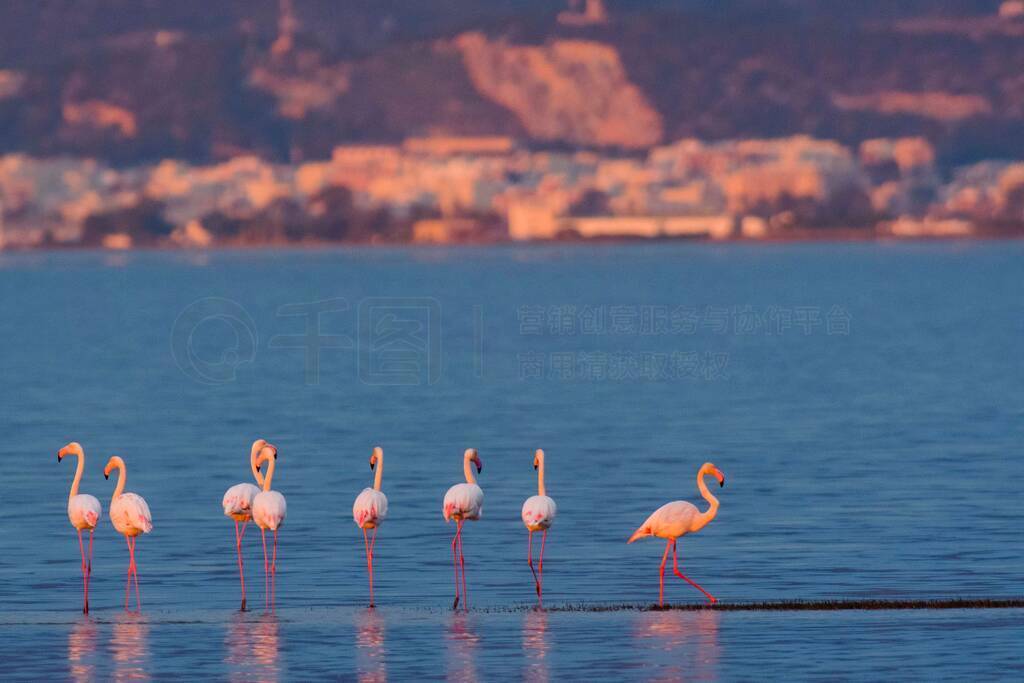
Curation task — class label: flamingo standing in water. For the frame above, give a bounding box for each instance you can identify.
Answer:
[104,456,153,611]
[521,449,556,607]
[353,446,389,607]
[628,462,725,606]
[252,444,286,608]
[443,448,483,610]
[58,442,102,613]
[222,438,272,611]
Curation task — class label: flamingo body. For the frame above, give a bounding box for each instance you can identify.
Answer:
[223,483,261,522]
[443,483,483,522]
[521,495,556,531]
[353,488,388,529]
[69,493,102,531]
[628,500,702,541]
[110,492,153,537]
[253,491,287,531]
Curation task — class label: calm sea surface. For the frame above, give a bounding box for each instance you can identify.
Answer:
[1,243,1022,679]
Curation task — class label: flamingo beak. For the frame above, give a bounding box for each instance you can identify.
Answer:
[716,469,725,487]
[370,460,376,470]
[57,452,62,462]
[476,460,483,474]
[534,463,538,470]
[104,472,109,480]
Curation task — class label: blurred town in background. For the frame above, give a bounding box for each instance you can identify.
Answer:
[3,0,1024,249]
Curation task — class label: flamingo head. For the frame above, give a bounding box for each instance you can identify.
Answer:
[103,455,125,480]
[465,448,482,474]
[57,442,83,462]
[370,446,383,470]
[533,448,544,470]
[702,462,725,487]
[257,444,278,466]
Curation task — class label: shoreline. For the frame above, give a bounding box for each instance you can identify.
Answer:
[2,232,1023,254]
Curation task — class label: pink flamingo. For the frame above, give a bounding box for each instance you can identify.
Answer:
[104,456,153,611]
[252,444,286,609]
[628,462,725,606]
[353,446,389,607]
[58,442,102,613]
[443,448,483,610]
[222,438,271,611]
[521,449,556,606]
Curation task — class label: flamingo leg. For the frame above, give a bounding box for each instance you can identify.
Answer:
[87,529,94,611]
[672,540,716,604]
[458,520,468,610]
[363,527,375,608]
[261,528,269,611]
[538,529,548,608]
[527,531,540,598]
[77,529,88,614]
[235,520,248,611]
[451,520,463,609]
[124,535,133,610]
[271,529,279,609]
[130,536,142,611]
[658,539,672,606]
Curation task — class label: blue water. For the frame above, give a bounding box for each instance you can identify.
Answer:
[1,243,1022,679]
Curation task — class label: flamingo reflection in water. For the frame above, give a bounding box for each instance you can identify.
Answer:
[111,612,150,682]
[445,612,480,683]
[225,613,280,683]
[522,608,549,683]
[633,609,720,681]
[68,619,99,683]
[355,608,387,683]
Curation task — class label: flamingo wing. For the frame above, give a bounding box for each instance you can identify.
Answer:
[253,490,287,530]
[353,488,389,527]
[628,501,698,542]
[443,483,484,521]
[112,492,153,534]
[521,495,557,530]
[69,493,102,530]
[223,482,261,517]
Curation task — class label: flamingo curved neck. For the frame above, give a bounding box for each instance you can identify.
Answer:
[693,470,719,532]
[373,453,384,491]
[463,455,476,485]
[110,463,126,501]
[69,452,84,502]
[536,454,546,497]
[262,457,276,491]
[250,445,266,488]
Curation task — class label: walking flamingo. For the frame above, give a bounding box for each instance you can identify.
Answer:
[58,442,102,613]
[104,456,153,611]
[627,462,726,606]
[443,448,483,610]
[252,444,286,609]
[222,438,271,611]
[521,449,556,606]
[353,446,389,607]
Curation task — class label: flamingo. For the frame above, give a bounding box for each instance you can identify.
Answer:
[353,446,389,608]
[104,456,153,611]
[443,448,483,610]
[521,448,556,606]
[222,438,271,611]
[58,442,102,614]
[628,462,726,606]
[252,444,286,608]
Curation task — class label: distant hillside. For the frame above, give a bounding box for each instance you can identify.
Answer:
[0,0,1021,166]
